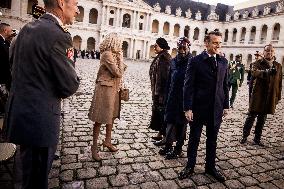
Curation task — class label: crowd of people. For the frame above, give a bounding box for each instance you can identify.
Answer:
[0,0,283,188]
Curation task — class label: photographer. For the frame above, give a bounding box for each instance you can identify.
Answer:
[240,44,282,146]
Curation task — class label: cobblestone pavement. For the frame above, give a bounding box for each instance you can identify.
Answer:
[1,58,283,189]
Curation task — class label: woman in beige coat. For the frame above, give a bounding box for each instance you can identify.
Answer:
[88,33,126,161]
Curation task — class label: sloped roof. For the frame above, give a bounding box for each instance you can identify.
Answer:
[143,0,233,21]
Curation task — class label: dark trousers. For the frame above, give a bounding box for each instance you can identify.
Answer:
[229,82,238,106]
[187,120,220,169]
[165,123,187,152]
[243,112,267,142]
[14,145,57,189]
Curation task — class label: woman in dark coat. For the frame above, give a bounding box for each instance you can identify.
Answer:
[149,38,171,144]
[160,37,192,159]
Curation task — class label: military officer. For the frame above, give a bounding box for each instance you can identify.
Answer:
[5,0,80,188]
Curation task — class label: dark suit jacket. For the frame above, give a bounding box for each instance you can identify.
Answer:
[5,14,80,147]
[0,36,11,89]
[183,51,229,126]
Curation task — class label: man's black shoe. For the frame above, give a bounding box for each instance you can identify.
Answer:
[165,150,182,159]
[158,147,172,156]
[240,137,247,144]
[151,136,163,141]
[205,168,225,182]
[178,167,194,180]
[153,138,166,146]
[253,140,264,147]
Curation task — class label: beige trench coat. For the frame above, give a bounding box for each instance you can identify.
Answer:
[89,51,125,124]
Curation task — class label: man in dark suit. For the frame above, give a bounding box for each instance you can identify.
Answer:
[178,31,229,182]
[5,0,80,188]
[0,23,13,114]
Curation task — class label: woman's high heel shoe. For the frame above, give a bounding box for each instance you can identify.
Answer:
[91,145,102,162]
[102,141,119,152]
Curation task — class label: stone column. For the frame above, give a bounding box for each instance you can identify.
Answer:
[244,29,250,44]
[132,10,136,29]
[227,29,233,44]
[119,9,123,27]
[146,41,151,59]
[129,39,134,58]
[136,11,140,30]
[149,15,153,32]
[169,24,174,36]
[266,27,273,44]
[101,5,106,25]
[158,22,163,35]
[132,39,136,59]
[83,7,90,26]
[236,29,242,44]
[255,28,261,44]
[106,5,110,26]
[179,25,184,38]
[116,8,120,27]
[145,13,149,31]
[142,40,147,59]
[190,28,195,42]
[11,0,21,17]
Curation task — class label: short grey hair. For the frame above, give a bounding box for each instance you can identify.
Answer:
[43,0,70,8]
[0,23,11,33]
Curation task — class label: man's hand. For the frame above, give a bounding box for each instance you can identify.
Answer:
[185,110,193,121]
[223,109,229,117]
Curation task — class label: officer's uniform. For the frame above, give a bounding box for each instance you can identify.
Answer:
[5,13,80,189]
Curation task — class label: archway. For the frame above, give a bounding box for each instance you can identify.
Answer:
[76,6,84,22]
[230,54,234,61]
[247,54,253,68]
[163,22,170,35]
[122,14,131,28]
[240,27,246,43]
[184,26,190,38]
[260,25,268,43]
[122,41,128,58]
[27,0,38,14]
[224,29,229,42]
[232,28,237,43]
[152,20,159,33]
[73,35,82,50]
[249,26,256,44]
[0,0,12,9]
[174,24,180,37]
[272,23,280,41]
[87,37,96,51]
[193,27,200,41]
[89,8,98,24]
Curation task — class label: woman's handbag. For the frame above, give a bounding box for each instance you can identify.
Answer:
[120,88,129,101]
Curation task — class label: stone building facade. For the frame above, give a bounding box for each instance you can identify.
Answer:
[0,0,283,68]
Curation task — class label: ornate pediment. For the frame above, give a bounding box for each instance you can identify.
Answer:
[276,0,284,13]
[185,8,192,18]
[243,10,249,19]
[176,7,182,17]
[165,5,171,15]
[207,6,219,21]
[263,5,271,15]
[234,11,240,20]
[153,2,161,12]
[252,7,259,17]
[195,10,201,20]
[226,14,231,21]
